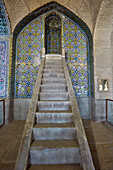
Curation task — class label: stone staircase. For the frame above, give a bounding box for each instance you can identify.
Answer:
[28,55,83,169]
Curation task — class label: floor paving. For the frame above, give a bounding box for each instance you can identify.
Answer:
[0,120,113,170]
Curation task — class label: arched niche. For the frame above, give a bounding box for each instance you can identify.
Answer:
[11,1,94,104]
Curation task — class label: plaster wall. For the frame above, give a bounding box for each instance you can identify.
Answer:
[94,0,113,100]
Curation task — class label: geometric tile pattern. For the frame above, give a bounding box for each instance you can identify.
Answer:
[47,31,59,53]
[0,41,7,98]
[0,4,8,35]
[0,1,10,99]
[64,17,89,97]
[46,17,61,54]
[15,16,43,98]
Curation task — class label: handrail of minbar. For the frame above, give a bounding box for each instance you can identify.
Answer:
[62,56,95,170]
[14,57,45,170]
[106,99,113,126]
[0,99,5,127]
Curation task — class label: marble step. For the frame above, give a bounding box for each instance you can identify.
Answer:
[41,78,66,85]
[43,73,64,78]
[30,140,81,165]
[28,164,82,170]
[40,84,67,92]
[35,111,73,123]
[33,123,76,140]
[39,92,69,100]
[37,101,71,111]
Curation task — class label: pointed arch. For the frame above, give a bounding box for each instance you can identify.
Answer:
[10,1,94,101]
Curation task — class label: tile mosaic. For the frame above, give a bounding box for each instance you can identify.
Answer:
[0,41,7,98]
[15,16,43,98]
[64,17,89,97]
[0,4,8,35]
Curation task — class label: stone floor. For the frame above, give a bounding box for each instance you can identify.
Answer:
[83,120,113,170]
[0,120,113,170]
[0,120,25,170]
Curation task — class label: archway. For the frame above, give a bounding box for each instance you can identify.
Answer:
[11,1,94,118]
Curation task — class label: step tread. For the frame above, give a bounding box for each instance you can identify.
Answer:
[30,139,79,149]
[39,91,68,94]
[38,101,70,103]
[43,73,64,76]
[28,164,82,170]
[41,84,67,87]
[36,111,72,113]
[34,123,75,128]
[42,78,66,80]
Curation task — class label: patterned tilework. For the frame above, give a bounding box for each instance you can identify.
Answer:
[47,31,59,53]
[0,4,8,35]
[0,1,10,99]
[16,16,43,98]
[0,41,7,98]
[46,17,61,54]
[64,17,89,97]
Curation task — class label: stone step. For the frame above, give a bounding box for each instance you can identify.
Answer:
[30,140,81,165]
[28,164,83,170]
[35,111,73,123]
[41,78,66,85]
[37,101,71,111]
[39,92,69,100]
[43,73,64,78]
[46,54,62,59]
[45,59,62,62]
[40,85,67,92]
[43,69,64,73]
[33,123,76,140]
[45,62,62,65]
[44,65,63,69]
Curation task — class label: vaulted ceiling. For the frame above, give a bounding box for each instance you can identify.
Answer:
[4,0,102,33]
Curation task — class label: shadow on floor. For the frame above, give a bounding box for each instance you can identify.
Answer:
[82,120,100,170]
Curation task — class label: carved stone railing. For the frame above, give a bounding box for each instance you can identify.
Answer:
[62,57,95,170]
[14,57,45,170]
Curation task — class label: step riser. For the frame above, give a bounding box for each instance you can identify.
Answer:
[30,148,81,165]
[45,59,62,62]
[42,79,66,85]
[40,86,67,92]
[46,55,62,59]
[44,66,63,69]
[39,93,69,100]
[43,74,64,78]
[33,128,76,140]
[36,113,73,123]
[45,62,62,65]
[37,102,71,111]
[43,69,64,73]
